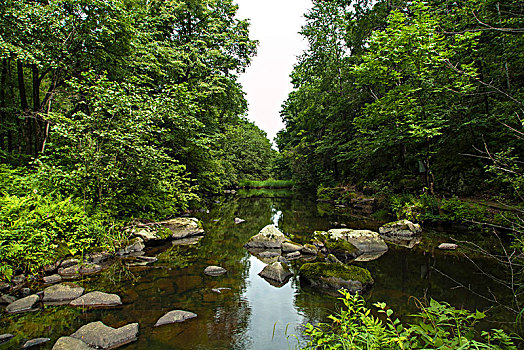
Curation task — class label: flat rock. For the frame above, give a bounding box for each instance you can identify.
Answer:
[379,220,422,238]
[43,274,62,284]
[86,252,112,264]
[22,338,50,349]
[58,264,102,279]
[301,244,319,255]
[0,334,14,345]
[71,321,138,349]
[282,241,303,253]
[61,259,80,268]
[70,291,122,308]
[204,266,227,276]
[438,243,458,250]
[43,283,84,303]
[154,310,197,327]
[0,294,16,305]
[163,217,204,239]
[284,251,301,260]
[258,262,292,284]
[6,294,39,314]
[52,336,92,350]
[244,225,287,249]
[117,238,145,256]
[234,217,246,224]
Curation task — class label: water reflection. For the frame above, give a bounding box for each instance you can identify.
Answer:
[0,192,518,349]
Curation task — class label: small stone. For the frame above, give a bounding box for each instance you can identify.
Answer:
[234,217,246,224]
[61,259,79,268]
[11,274,25,285]
[52,337,91,350]
[282,241,303,253]
[5,294,39,314]
[43,274,62,284]
[0,334,14,345]
[211,288,231,294]
[43,283,84,303]
[0,294,17,305]
[20,288,31,297]
[71,321,139,349]
[154,310,197,327]
[136,256,158,263]
[70,291,122,308]
[438,243,458,250]
[204,266,227,276]
[22,338,50,349]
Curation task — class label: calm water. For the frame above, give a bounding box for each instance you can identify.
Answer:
[0,191,518,349]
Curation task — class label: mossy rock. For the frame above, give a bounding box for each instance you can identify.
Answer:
[299,262,374,294]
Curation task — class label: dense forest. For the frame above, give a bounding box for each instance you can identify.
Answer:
[277,0,523,202]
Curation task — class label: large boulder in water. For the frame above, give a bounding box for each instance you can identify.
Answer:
[244,225,287,249]
[299,262,374,294]
[379,220,422,238]
[71,321,138,349]
[162,218,204,239]
[324,229,388,262]
[258,262,292,286]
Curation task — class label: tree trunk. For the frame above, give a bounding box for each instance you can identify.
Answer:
[32,64,42,156]
[17,60,32,155]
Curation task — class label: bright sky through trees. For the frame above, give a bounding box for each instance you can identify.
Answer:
[236,0,313,144]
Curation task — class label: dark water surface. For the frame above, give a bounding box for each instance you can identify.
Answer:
[0,191,518,349]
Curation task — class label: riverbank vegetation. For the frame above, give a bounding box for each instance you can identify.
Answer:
[0,0,276,279]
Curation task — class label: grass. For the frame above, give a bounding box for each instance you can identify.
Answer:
[238,179,294,189]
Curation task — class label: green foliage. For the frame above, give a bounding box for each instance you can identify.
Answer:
[0,193,110,278]
[238,179,294,189]
[302,290,518,349]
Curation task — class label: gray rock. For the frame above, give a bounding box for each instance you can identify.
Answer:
[234,217,246,224]
[0,334,14,345]
[383,236,422,249]
[163,217,204,240]
[301,244,319,255]
[204,266,227,276]
[325,229,388,261]
[61,259,80,268]
[71,321,138,349]
[58,264,102,279]
[70,291,122,308]
[22,338,51,349]
[43,274,62,284]
[211,288,231,294]
[134,229,160,242]
[379,220,422,238]
[52,337,91,350]
[117,237,145,256]
[0,294,16,305]
[244,225,287,249]
[43,283,84,303]
[43,262,60,274]
[282,241,303,253]
[86,252,112,264]
[5,294,39,313]
[438,243,458,250]
[258,262,292,284]
[136,256,158,263]
[299,262,374,294]
[154,310,197,327]
[20,288,31,297]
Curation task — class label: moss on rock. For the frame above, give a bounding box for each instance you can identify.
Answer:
[299,262,373,285]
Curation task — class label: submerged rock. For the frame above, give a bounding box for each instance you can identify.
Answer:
[22,338,51,349]
[71,321,138,349]
[234,217,246,224]
[163,217,204,239]
[171,236,203,246]
[43,283,84,304]
[438,243,458,250]
[204,266,227,276]
[299,262,374,294]
[52,337,91,350]
[244,225,287,249]
[154,310,197,326]
[5,294,39,314]
[70,291,122,308]
[379,220,422,238]
[258,262,292,285]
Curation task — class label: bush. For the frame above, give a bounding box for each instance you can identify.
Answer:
[302,290,518,349]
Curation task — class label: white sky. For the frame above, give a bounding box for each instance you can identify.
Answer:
[235,0,313,144]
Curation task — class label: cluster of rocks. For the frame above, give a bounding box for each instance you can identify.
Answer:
[243,220,427,293]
